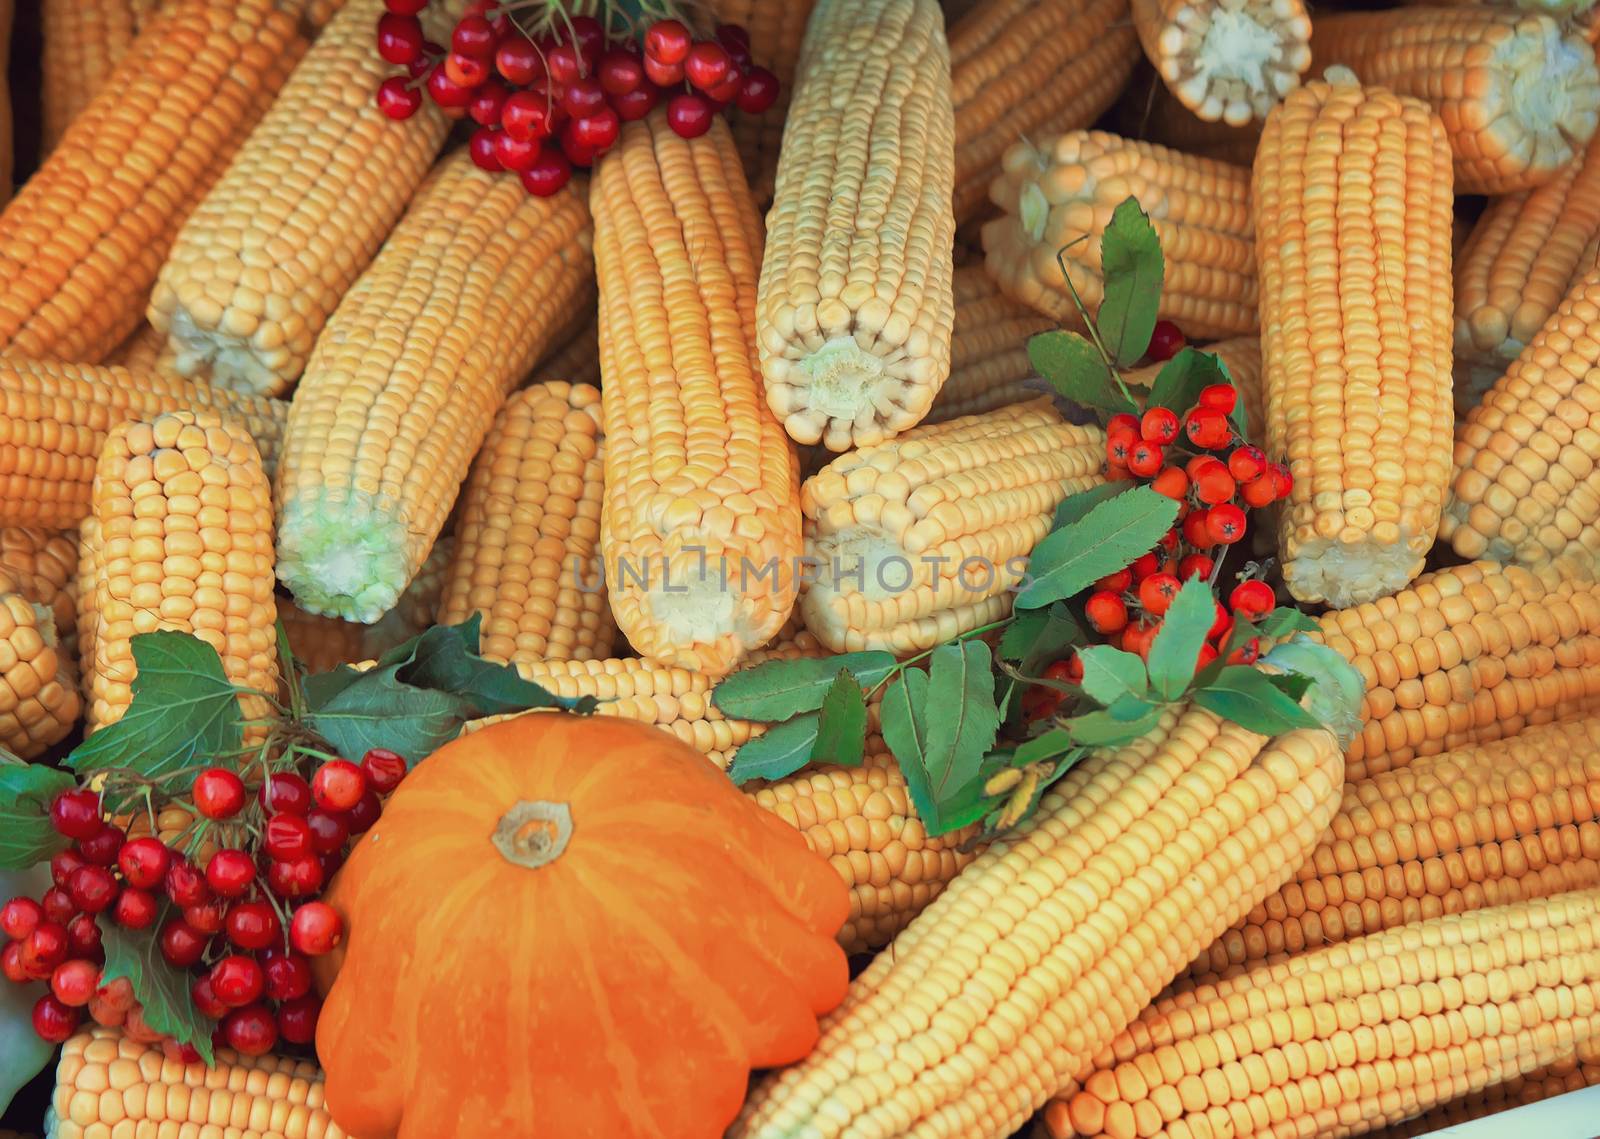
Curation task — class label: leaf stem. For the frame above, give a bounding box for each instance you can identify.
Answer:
[1053,242,1139,411]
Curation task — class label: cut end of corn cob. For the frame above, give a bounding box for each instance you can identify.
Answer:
[274,489,411,624]
[1137,0,1312,125]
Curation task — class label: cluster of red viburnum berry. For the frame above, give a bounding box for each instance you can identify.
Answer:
[1023,321,1296,720]
[1,749,410,1060]
[374,1,779,195]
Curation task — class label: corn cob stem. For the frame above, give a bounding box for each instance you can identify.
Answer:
[921,266,1053,425]
[984,130,1258,339]
[274,151,594,623]
[1045,888,1600,1139]
[1255,72,1454,607]
[733,707,1345,1138]
[758,0,958,451]
[1130,0,1311,126]
[1311,9,1600,195]
[948,0,1141,223]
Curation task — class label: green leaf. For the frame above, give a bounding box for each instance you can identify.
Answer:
[305,660,475,767]
[811,671,868,769]
[1220,356,1249,438]
[1193,666,1321,736]
[99,912,214,1064]
[1256,606,1320,639]
[396,616,593,716]
[1146,577,1219,700]
[914,641,1002,835]
[1052,479,1134,531]
[726,714,821,785]
[1142,347,1228,415]
[881,670,932,815]
[1098,197,1165,367]
[1028,330,1137,415]
[0,756,74,869]
[996,603,1082,674]
[1016,486,1179,610]
[67,633,244,805]
[712,650,898,720]
[1267,672,1313,701]
[1075,646,1148,706]
[1105,693,1159,721]
[1012,729,1078,766]
[1063,705,1162,747]
[936,777,998,834]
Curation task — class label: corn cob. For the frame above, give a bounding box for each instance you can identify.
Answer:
[0,566,82,759]
[105,322,187,379]
[1043,888,1600,1139]
[531,308,601,392]
[1373,1040,1600,1138]
[733,706,1346,1138]
[0,527,79,642]
[749,739,981,954]
[922,266,1052,424]
[274,150,593,623]
[278,540,453,674]
[1314,562,1600,781]
[0,358,289,531]
[757,0,958,452]
[75,517,99,697]
[148,0,462,397]
[1401,0,1597,21]
[1446,260,1600,569]
[1311,9,1600,196]
[712,0,819,203]
[1255,73,1454,608]
[984,131,1257,339]
[438,382,613,664]
[0,0,307,364]
[948,0,1141,223]
[302,0,349,29]
[87,410,279,733]
[40,0,156,152]
[1130,0,1311,126]
[800,398,1105,654]
[50,1027,348,1139]
[1113,71,1264,167]
[1455,140,1600,369]
[592,112,800,676]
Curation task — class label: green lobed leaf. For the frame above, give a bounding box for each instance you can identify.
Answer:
[305,660,476,767]
[1267,672,1313,701]
[1075,646,1148,707]
[1256,606,1321,639]
[0,755,75,869]
[99,911,214,1065]
[726,714,821,785]
[712,650,898,721]
[1027,330,1138,415]
[1011,729,1078,767]
[1142,347,1229,417]
[1146,577,1220,700]
[1052,480,1134,532]
[394,615,593,716]
[1016,486,1179,610]
[1193,666,1321,736]
[936,778,998,835]
[1104,693,1159,721]
[1062,705,1162,747]
[811,671,868,768]
[914,641,1002,835]
[1098,198,1165,367]
[996,603,1082,675]
[881,670,933,818]
[66,633,244,806]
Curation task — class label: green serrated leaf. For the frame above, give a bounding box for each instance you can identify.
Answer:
[99,912,214,1064]
[1141,347,1229,416]
[1012,728,1077,766]
[1052,480,1134,531]
[1220,357,1248,438]
[1193,666,1321,736]
[1016,486,1179,610]
[937,777,997,834]
[1075,645,1148,707]
[66,633,244,804]
[1064,706,1161,747]
[306,660,475,766]
[1099,197,1165,367]
[916,642,1002,835]
[1266,672,1314,701]
[0,756,74,869]
[1027,330,1137,415]
[712,650,898,720]
[395,616,592,716]
[996,603,1082,674]
[882,670,932,817]
[726,713,822,785]
[812,671,868,768]
[1146,577,1219,700]
[1105,693,1159,721]
[1256,606,1321,638]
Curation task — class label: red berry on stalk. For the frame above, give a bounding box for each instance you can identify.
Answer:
[191,975,229,1020]
[736,66,780,115]
[23,922,69,975]
[0,943,26,984]
[684,42,731,92]
[469,126,504,171]
[95,976,134,1014]
[451,14,496,58]
[50,850,86,889]
[377,13,425,65]
[1229,580,1275,620]
[643,54,684,87]
[1209,601,1232,642]
[444,50,490,88]
[260,772,312,817]
[265,813,316,861]
[163,857,209,908]
[117,837,170,890]
[496,35,545,85]
[1129,552,1160,581]
[312,762,367,812]
[263,949,313,1001]
[1145,320,1186,363]
[344,790,383,835]
[277,994,322,1045]
[1206,503,1248,545]
[193,768,246,820]
[495,130,543,172]
[546,42,582,86]
[644,19,692,65]
[113,888,159,931]
[40,887,74,926]
[32,994,80,1043]
[384,0,426,12]
[408,43,441,79]
[77,823,124,866]
[1138,573,1181,617]
[50,789,101,841]
[1107,412,1140,439]
[1194,466,1236,506]
[1196,643,1220,670]
[570,108,620,152]
[1227,444,1267,483]
[205,849,255,898]
[290,902,344,956]
[1044,657,1081,683]
[560,77,606,118]
[268,856,325,899]
[68,866,117,914]
[47,959,96,1008]
[703,70,744,108]
[1105,434,1134,469]
[210,955,265,1008]
[427,65,474,110]
[0,897,42,940]
[1269,463,1293,499]
[502,90,557,141]
[520,147,574,196]
[66,913,101,960]
[598,48,644,97]
[1120,620,1160,660]
[1240,472,1276,508]
[666,93,715,139]
[361,748,407,794]
[1096,568,1132,593]
[306,809,350,856]
[1185,408,1232,450]
[1150,466,1188,501]
[1182,508,1212,548]
[468,79,508,126]
[1228,637,1262,665]
[1140,407,1179,445]
[568,15,605,64]
[1198,383,1237,414]
[376,76,424,120]
[225,901,280,952]
[183,898,227,935]
[716,23,752,51]
[1179,553,1214,580]
[1084,590,1128,634]
[159,920,207,968]
[222,1004,279,1056]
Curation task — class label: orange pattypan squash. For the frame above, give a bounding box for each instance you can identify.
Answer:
[312,713,851,1138]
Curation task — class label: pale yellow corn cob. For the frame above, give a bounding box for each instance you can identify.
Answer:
[105,322,188,380]
[712,0,820,203]
[0,527,79,643]
[1130,0,1311,125]
[758,0,958,451]
[148,0,463,396]
[949,0,1141,223]
[922,265,1053,425]
[530,308,600,392]
[593,112,801,676]
[1311,8,1600,195]
[0,358,289,530]
[984,130,1258,339]
[1372,1040,1600,1138]
[274,150,594,623]
[0,567,82,759]
[40,0,157,152]
[75,517,98,698]
[439,382,613,663]
[88,410,278,733]
[1255,72,1454,607]
[800,398,1105,654]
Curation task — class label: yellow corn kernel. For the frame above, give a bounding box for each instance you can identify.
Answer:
[88,411,278,733]
[1131,0,1311,125]
[531,308,601,392]
[104,322,190,380]
[922,265,1053,425]
[984,130,1257,339]
[1255,72,1454,607]
[274,150,594,623]
[1376,1040,1600,1138]
[40,0,157,152]
[758,0,958,451]
[0,573,81,760]
[710,0,819,203]
[0,527,79,643]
